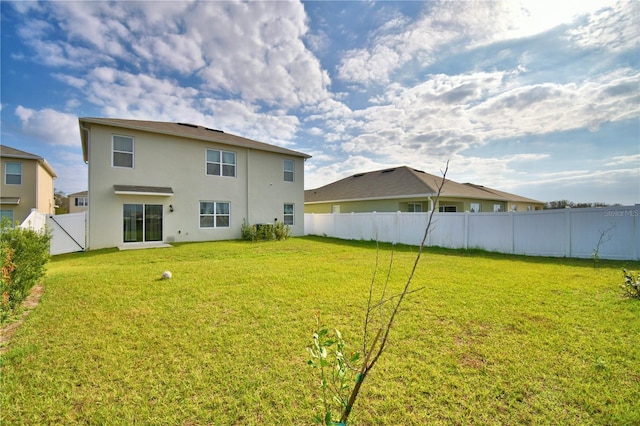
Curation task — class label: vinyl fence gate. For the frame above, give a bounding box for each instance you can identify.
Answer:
[47,212,87,255]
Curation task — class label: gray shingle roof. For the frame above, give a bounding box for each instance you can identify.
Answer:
[79,118,311,162]
[305,166,542,204]
[0,145,57,177]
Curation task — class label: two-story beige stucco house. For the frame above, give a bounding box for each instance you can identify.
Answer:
[0,145,57,224]
[79,118,310,250]
[305,166,543,214]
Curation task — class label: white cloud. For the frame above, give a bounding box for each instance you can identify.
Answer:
[309,65,639,187]
[52,73,86,89]
[15,106,79,147]
[605,154,640,167]
[336,0,617,86]
[13,1,332,109]
[568,0,639,53]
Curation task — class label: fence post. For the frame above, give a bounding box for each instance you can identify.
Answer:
[350,212,355,240]
[332,212,337,239]
[564,208,572,258]
[464,211,469,250]
[510,211,515,255]
[635,204,640,261]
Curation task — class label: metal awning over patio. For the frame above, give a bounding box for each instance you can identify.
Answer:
[0,197,21,205]
[113,185,174,196]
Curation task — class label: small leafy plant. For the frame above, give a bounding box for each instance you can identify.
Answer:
[274,221,291,241]
[622,269,640,300]
[307,314,360,425]
[241,219,257,241]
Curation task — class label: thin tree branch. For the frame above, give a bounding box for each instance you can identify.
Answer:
[339,161,449,424]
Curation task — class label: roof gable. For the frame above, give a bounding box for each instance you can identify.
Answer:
[79,118,311,162]
[305,166,542,204]
[1,145,43,160]
[0,145,57,178]
[305,167,442,203]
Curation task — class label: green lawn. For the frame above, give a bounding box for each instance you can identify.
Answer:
[1,237,639,425]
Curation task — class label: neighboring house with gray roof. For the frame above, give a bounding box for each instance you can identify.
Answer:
[79,117,310,250]
[0,145,57,224]
[304,166,543,214]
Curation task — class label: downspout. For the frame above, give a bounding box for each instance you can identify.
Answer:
[427,196,433,212]
[81,125,90,250]
[246,149,250,225]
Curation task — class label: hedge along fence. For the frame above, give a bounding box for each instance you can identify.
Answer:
[1,220,51,323]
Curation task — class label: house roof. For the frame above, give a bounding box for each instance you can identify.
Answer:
[79,118,311,163]
[68,190,88,198]
[305,166,543,204]
[0,145,57,178]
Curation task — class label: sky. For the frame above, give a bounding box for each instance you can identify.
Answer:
[1,0,639,205]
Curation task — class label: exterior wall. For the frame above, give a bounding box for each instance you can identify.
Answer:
[86,123,306,249]
[305,198,431,214]
[1,158,37,223]
[245,150,306,233]
[305,198,521,214]
[36,162,55,215]
[509,201,543,211]
[68,196,89,214]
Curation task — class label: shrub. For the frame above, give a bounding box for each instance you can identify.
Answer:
[241,219,257,241]
[622,269,640,300]
[241,220,291,242]
[256,224,275,241]
[274,221,291,241]
[0,220,51,322]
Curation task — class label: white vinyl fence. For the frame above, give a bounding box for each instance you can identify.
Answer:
[47,212,87,255]
[305,205,640,261]
[19,210,87,255]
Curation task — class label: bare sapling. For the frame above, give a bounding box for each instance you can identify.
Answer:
[308,162,449,425]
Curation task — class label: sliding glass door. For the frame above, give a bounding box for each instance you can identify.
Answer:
[123,204,163,243]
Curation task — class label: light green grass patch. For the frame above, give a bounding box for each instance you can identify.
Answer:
[1,237,639,425]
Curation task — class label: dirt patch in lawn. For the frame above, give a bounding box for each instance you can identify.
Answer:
[0,284,44,354]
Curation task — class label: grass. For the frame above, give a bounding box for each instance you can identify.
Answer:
[1,236,639,425]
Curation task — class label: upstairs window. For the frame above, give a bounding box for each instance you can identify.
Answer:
[206,149,236,177]
[5,162,22,185]
[113,135,134,168]
[283,159,294,182]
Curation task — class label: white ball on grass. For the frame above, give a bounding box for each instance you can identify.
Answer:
[161,271,172,279]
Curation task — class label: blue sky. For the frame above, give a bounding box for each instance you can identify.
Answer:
[1,0,638,205]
